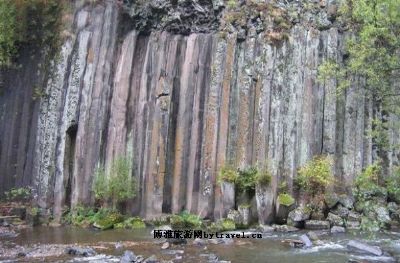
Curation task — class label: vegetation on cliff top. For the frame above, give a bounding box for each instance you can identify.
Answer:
[0,0,64,66]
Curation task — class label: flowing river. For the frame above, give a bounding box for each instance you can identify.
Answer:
[1,226,400,262]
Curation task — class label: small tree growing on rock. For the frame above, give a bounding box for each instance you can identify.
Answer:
[93,156,137,211]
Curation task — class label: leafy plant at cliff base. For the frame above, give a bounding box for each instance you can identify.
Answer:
[353,161,386,202]
[4,187,32,203]
[386,166,400,203]
[318,0,400,156]
[169,211,203,229]
[295,155,334,197]
[62,206,124,230]
[92,156,137,211]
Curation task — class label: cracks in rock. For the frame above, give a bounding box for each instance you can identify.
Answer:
[156,92,170,99]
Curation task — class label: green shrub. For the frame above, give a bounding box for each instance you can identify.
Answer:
[209,218,236,232]
[295,155,334,196]
[278,193,295,207]
[114,217,146,229]
[256,168,272,187]
[237,166,258,194]
[353,162,386,202]
[4,187,31,202]
[62,206,125,230]
[386,167,400,203]
[218,165,239,184]
[170,211,202,229]
[108,157,137,206]
[92,156,137,210]
[93,168,107,201]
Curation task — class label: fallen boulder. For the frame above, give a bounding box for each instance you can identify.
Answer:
[331,226,345,234]
[347,240,383,256]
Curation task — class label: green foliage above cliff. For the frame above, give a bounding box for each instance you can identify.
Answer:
[0,0,63,66]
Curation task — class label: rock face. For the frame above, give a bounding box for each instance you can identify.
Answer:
[1,0,400,220]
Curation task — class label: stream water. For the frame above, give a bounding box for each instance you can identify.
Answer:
[1,227,400,262]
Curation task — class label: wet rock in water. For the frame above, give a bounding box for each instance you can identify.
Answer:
[347,240,383,256]
[324,192,339,209]
[330,226,346,234]
[300,234,313,248]
[304,220,330,230]
[273,224,300,232]
[65,246,96,257]
[257,224,275,233]
[338,194,354,209]
[120,250,137,263]
[143,255,158,263]
[327,212,344,227]
[161,242,169,249]
[193,238,207,246]
[307,231,320,241]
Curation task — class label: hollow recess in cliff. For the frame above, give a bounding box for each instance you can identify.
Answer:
[63,124,78,208]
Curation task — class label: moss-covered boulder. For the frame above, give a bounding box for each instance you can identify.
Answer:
[93,213,124,230]
[115,217,146,229]
[276,193,295,224]
[170,211,202,229]
[209,219,236,232]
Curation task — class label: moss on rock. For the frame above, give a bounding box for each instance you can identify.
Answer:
[278,193,295,207]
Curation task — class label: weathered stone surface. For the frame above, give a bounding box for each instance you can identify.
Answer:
[346,220,361,230]
[304,220,330,230]
[331,204,350,219]
[331,226,345,234]
[1,1,400,221]
[300,234,313,248]
[327,212,344,227]
[227,210,243,226]
[288,206,311,223]
[256,186,274,224]
[324,192,339,209]
[347,240,383,256]
[338,195,354,209]
[272,224,300,233]
[120,250,137,263]
[220,182,235,218]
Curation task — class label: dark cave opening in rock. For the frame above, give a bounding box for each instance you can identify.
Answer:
[64,124,78,208]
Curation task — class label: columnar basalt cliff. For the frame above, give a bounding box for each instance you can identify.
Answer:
[0,0,399,221]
